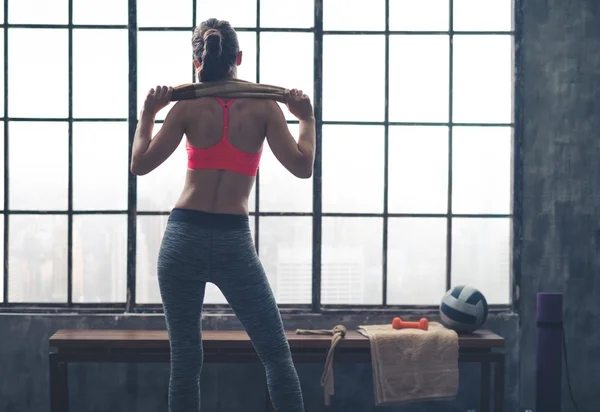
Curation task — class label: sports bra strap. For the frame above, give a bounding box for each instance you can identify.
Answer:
[216,97,234,108]
[216,98,234,140]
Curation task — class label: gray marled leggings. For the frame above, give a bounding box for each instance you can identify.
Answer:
[157,208,305,412]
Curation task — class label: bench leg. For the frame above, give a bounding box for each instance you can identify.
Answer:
[49,353,69,412]
[480,360,491,412]
[493,357,505,412]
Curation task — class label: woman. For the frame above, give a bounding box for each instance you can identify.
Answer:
[130,18,314,412]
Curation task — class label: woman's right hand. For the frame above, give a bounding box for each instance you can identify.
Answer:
[285,89,314,120]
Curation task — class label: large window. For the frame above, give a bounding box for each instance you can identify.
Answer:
[0,0,515,312]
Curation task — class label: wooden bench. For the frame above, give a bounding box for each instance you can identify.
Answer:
[49,329,505,412]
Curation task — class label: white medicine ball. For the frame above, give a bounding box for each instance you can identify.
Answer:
[440,285,488,333]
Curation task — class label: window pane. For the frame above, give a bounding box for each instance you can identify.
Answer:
[138,0,192,27]
[388,126,448,214]
[204,283,227,305]
[452,127,511,214]
[322,217,383,305]
[236,32,257,82]
[453,35,513,123]
[260,33,313,121]
[73,215,127,303]
[73,30,128,118]
[9,29,68,118]
[138,32,191,121]
[136,215,168,304]
[323,0,385,31]
[322,125,384,213]
[137,123,187,211]
[136,215,256,304]
[323,35,385,122]
[389,35,449,123]
[260,217,311,304]
[453,0,513,31]
[452,218,510,304]
[9,122,68,210]
[73,0,127,25]
[73,122,128,210]
[8,0,67,24]
[9,215,67,303]
[260,0,314,28]
[390,0,449,31]
[197,0,257,28]
[260,124,312,212]
[387,218,446,305]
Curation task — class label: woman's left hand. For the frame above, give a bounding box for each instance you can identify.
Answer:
[143,85,173,115]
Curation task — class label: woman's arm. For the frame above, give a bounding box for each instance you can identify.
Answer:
[265,90,316,179]
[130,86,186,176]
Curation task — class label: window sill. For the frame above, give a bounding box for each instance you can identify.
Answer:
[0,303,516,316]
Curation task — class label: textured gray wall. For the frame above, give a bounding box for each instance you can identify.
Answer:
[518,0,600,411]
[0,313,517,412]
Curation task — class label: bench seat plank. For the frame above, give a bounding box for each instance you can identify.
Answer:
[49,329,504,350]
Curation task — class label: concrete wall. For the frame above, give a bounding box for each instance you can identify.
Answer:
[0,313,518,412]
[2,1,600,411]
[518,0,600,411]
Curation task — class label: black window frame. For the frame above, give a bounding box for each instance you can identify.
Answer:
[0,0,522,314]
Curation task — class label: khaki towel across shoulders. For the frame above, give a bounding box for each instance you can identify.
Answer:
[171,79,287,102]
[357,322,459,406]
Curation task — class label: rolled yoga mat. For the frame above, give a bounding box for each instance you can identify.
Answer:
[535,292,563,412]
[170,78,287,103]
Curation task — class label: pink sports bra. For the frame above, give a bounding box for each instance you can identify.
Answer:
[186,98,263,176]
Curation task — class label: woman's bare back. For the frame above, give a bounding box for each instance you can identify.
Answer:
[131,86,315,214]
[174,97,269,215]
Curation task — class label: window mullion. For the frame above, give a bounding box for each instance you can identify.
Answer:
[126,0,138,312]
[382,0,390,307]
[446,0,455,291]
[2,0,9,304]
[312,0,324,313]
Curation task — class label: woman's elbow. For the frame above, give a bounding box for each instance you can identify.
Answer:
[130,159,150,176]
[297,167,313,179]
[293,159,314,179]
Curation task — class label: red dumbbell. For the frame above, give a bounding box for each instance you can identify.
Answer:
[392,317,429,331]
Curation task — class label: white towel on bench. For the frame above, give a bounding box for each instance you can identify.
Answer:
[357,322,459,406]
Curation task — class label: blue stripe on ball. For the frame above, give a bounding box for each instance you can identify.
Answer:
[441,302,477,324]
[444,296,478,316]
[465,290,484,305]
[450,285,464,299]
